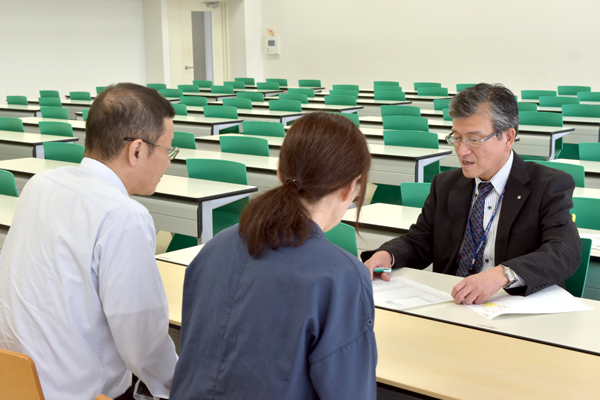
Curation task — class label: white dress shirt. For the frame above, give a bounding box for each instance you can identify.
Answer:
[0,158,178,400]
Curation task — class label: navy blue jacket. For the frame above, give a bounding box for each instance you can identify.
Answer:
[171,224,377,400]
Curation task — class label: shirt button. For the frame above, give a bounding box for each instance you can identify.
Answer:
[488,206,492,210]
[366,319,373,327]
[485,259,489,263]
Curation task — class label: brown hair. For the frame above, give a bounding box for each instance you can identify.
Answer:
[239,112,371,257]
[84,82,175,161]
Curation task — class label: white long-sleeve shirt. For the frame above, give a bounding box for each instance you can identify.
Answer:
[0,158,178,400]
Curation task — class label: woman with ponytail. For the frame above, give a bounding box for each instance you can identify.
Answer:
[171,113,377,400]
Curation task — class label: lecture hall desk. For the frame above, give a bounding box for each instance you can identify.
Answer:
[0,129,79,160]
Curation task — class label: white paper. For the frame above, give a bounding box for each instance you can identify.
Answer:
[155,245,204,266]
[466,285,593,320]
[372,277,454,311]
[579,233,600,251]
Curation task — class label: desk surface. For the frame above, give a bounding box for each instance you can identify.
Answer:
[307,97,413,106]
[175,148,278,172]
[208,100,365,113]
[20,117,86,130]
[0,130,79,144]
[185,106,305,119]
[173,115,243,127]
[0,194,18,228]
[27,98,93,106]
[0,103,41,112]
[549,159,600,176]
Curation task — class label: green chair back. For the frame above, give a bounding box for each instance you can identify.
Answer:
[180,96,208,107]
[374,81,400,88]
[266,78,287,86]
[371,184,402,205]
[203,105,239,133]
[324,95,357,106]
[278,93,309,104]
[223,81,245,89]
[332,84,359,91]
[39,90,59,98]
[166,235,199,253]
[381,105,420,117]
[383,130,439,182]
[38,121,74,137]
[557,86,591,96]
[40,107,69,120]
[237,92,265,102]
[337,112,360,126]
[538,96,579,107]
[519,111,563,127]
[417,87,449,96]
[0,170,18,197]
[186,158,249,235]
[257,82,280,90]
[374,86,403,92]
[298,79,321,87]
[374,91,406,101]
[178,84,200,93]
[456,83,477,92]
[329,89,359,98]
[442,108,452,121]
[220,135,270,157]
[235,77,255,86]
[211,85,234,94]
[579,143,600,161]
[158,88,183,98]
[173,131,196,149]
[571,197,600,229]
[517,102,537,112]
[223,97,253,110]
[69,91,91,101]
[269,100,302,112]
[414,82,441,90]
[532,161,585,188]
[557,144,579,160]
[96,86,106,94]
[521,90,557,100]
[38,97,62,107]
[565,238,592,298]
[323,222,357,256]
[562,104,600,118]
[172,103,188,116]
[193,80,213,88]
[147,83,167,90]
[400,182,432,208]
[242,120,285,137]
[81,110,89,121]
[42,142,84,163]
[382,116,429,131]
[287,88,315,98]
[433,98,451,110]
[6,96,28,105]
[577,92,600,102]
[0,118,25,132]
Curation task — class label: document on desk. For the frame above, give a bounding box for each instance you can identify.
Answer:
[372,277,453,311]
[466,285,593,320]
[579,233,600,251]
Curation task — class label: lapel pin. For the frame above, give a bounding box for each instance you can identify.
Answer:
[517,195,521,199]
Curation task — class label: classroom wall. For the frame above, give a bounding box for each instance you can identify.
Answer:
[227,0,264,82]
[258,0,600,93]
[0,0,147,98]
[143,0,171,86]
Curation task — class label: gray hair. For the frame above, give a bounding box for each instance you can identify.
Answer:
[448,83,519,139]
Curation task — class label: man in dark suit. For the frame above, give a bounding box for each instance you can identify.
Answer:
[362,83,581,305]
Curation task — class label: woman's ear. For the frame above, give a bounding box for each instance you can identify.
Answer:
[341,176,361,202]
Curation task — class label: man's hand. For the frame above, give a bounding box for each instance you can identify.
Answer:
[451,266,509,305]
[363,251,393,281]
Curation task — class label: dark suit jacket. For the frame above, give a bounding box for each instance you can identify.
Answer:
[361,153,582,296]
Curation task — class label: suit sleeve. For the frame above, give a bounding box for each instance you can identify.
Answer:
[504,172,581,296]
[360,174,439,270]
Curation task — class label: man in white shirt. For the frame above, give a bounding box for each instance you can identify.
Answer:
[362,83,581,305]
[0,83,179,400]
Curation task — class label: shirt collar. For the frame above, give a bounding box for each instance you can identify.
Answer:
[79,157,129,197]
[475,150,514,195]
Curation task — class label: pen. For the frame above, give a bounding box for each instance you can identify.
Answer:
[373,268,392,273]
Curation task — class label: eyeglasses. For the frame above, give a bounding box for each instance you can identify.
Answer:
[123,138,179,160]
[445,131,499,149]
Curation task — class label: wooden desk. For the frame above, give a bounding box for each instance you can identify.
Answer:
[0,130,79,160]
[0,103,41,118]
[194,134,451,184]
[548,159,600,189]
[154,256,600,399]
[208,100,364,114]
[0,158,257,243]
[20,117,87,143]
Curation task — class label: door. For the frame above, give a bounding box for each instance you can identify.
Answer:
[168,1,228,87]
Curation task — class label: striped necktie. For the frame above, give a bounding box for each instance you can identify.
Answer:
[456,182,494,277]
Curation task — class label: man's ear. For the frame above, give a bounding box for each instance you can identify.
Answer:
[504,127,516,151]
[126,139,144,167]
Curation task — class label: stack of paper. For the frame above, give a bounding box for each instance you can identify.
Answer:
[372,277,453,311]
[579,233,600,251]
